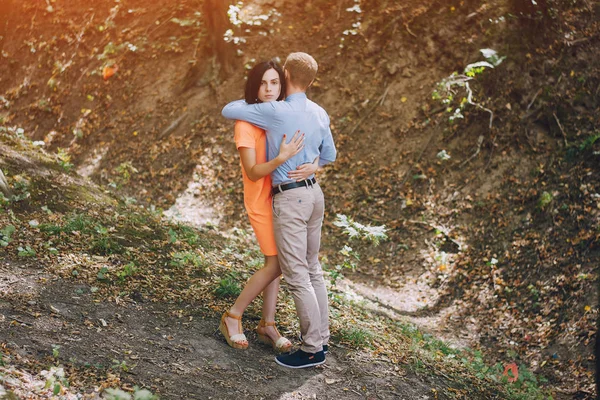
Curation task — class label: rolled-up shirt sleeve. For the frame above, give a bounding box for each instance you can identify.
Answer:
[221,100,277,131]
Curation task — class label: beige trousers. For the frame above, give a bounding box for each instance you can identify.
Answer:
[272,182,329,353]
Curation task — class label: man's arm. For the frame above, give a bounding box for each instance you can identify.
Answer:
[221,100,277,131]
[318,117,337,167]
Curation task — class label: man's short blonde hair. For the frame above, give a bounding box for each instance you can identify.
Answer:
[284,52,318,89]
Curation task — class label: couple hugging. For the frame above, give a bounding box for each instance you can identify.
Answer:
[219,52,336,369]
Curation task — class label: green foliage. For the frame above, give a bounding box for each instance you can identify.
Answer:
[17,245,36,257]
[115,161,138,184]
[537,191,553,209]
[52,345,60,360]
[566,132,600,160]
[214,274,241,298]
[56,148,73,172]
[10,176,31,201]
[578,132,600,151]
[0,225,16,247]
[63,214,95,234]
[97,267,109,281]
[170,251,206,269]
[333,214,388,245]
[336,327,373,348]
[172,224,205,246]
[168,227,177,244]
[328,245,359,286]
[90,235,123,255]
[328,214,387,288]
[117,262,138,282]
[433,49,504,127]
[111,359,132,372]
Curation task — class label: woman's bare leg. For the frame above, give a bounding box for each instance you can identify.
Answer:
[224,255,281,337]
[260,257,283,342]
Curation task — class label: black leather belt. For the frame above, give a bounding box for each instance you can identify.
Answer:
[272,177,316,196]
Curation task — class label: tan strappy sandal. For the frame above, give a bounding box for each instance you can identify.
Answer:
[219,311,248,350]
[256,319,292,353]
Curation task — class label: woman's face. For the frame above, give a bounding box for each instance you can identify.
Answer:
[257,68,281,102]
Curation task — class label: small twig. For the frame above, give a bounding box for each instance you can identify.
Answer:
[484,134,497,171]
[553,112,568,146]
[345,85,389,137]
[400,128,437,188]
[159,113,188,139]
[404,22,417,38]
[460,135,484,167]
[526,88,542,111]
[10,317,32,326]
[378,85,391,106]
[147,13,176,37]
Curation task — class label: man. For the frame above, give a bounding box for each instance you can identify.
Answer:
[222,52,336,368]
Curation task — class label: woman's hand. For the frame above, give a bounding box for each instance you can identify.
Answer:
[288,160,319,182]
[277,130,304,162]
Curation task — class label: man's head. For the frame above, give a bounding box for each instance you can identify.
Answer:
[283,52,318,90]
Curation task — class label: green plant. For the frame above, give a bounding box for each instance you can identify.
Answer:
[336,327,373,348]
[333,214,388,245]
[10,175,31,201]
[97,267,110,281]
[537,191,553,209]
[63,214,94,233]
[117,262,137,282]
[214,274,242,298]
[56,148,73,172]
[0,225,16,247]
[17,245,36,257]
[111,359,132,372]
[115,161,138,183]
[328,245,359,286]
[170,251,206,269]
[90,236,123,255]
[433,49,505,128]
[327,214,387,288]
[41,366,70,396]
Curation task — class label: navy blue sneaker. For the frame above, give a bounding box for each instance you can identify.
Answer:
[298,334,329,354]
[275,349,325,369]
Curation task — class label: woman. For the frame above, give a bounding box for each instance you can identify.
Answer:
[219,60,318,352]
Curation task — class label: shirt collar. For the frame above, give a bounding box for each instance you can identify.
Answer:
[285,92,307,101]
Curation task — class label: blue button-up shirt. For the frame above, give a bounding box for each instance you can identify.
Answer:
[221,92,337,186]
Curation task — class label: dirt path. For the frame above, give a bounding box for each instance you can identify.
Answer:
[1,260,460,399]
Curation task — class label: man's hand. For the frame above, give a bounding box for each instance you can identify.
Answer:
[288,160,319,182]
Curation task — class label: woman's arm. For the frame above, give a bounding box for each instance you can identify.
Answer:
[239,131,304,182]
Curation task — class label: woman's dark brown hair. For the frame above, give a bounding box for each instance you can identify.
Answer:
[244,60,286,104]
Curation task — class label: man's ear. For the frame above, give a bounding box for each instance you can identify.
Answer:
[284,69,290,80]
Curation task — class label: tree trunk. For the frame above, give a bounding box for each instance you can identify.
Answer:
[0,0,14,53]
[202,0,236,79]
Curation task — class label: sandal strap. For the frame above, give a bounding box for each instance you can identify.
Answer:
[259,319,276,327]
[230,333,247,342]
[275,337,291,349]
[225,311,242,320]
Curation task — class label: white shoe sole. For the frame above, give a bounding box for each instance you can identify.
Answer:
[275,358,325,369]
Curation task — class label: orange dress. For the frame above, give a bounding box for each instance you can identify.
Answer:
[234,121,277,256]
